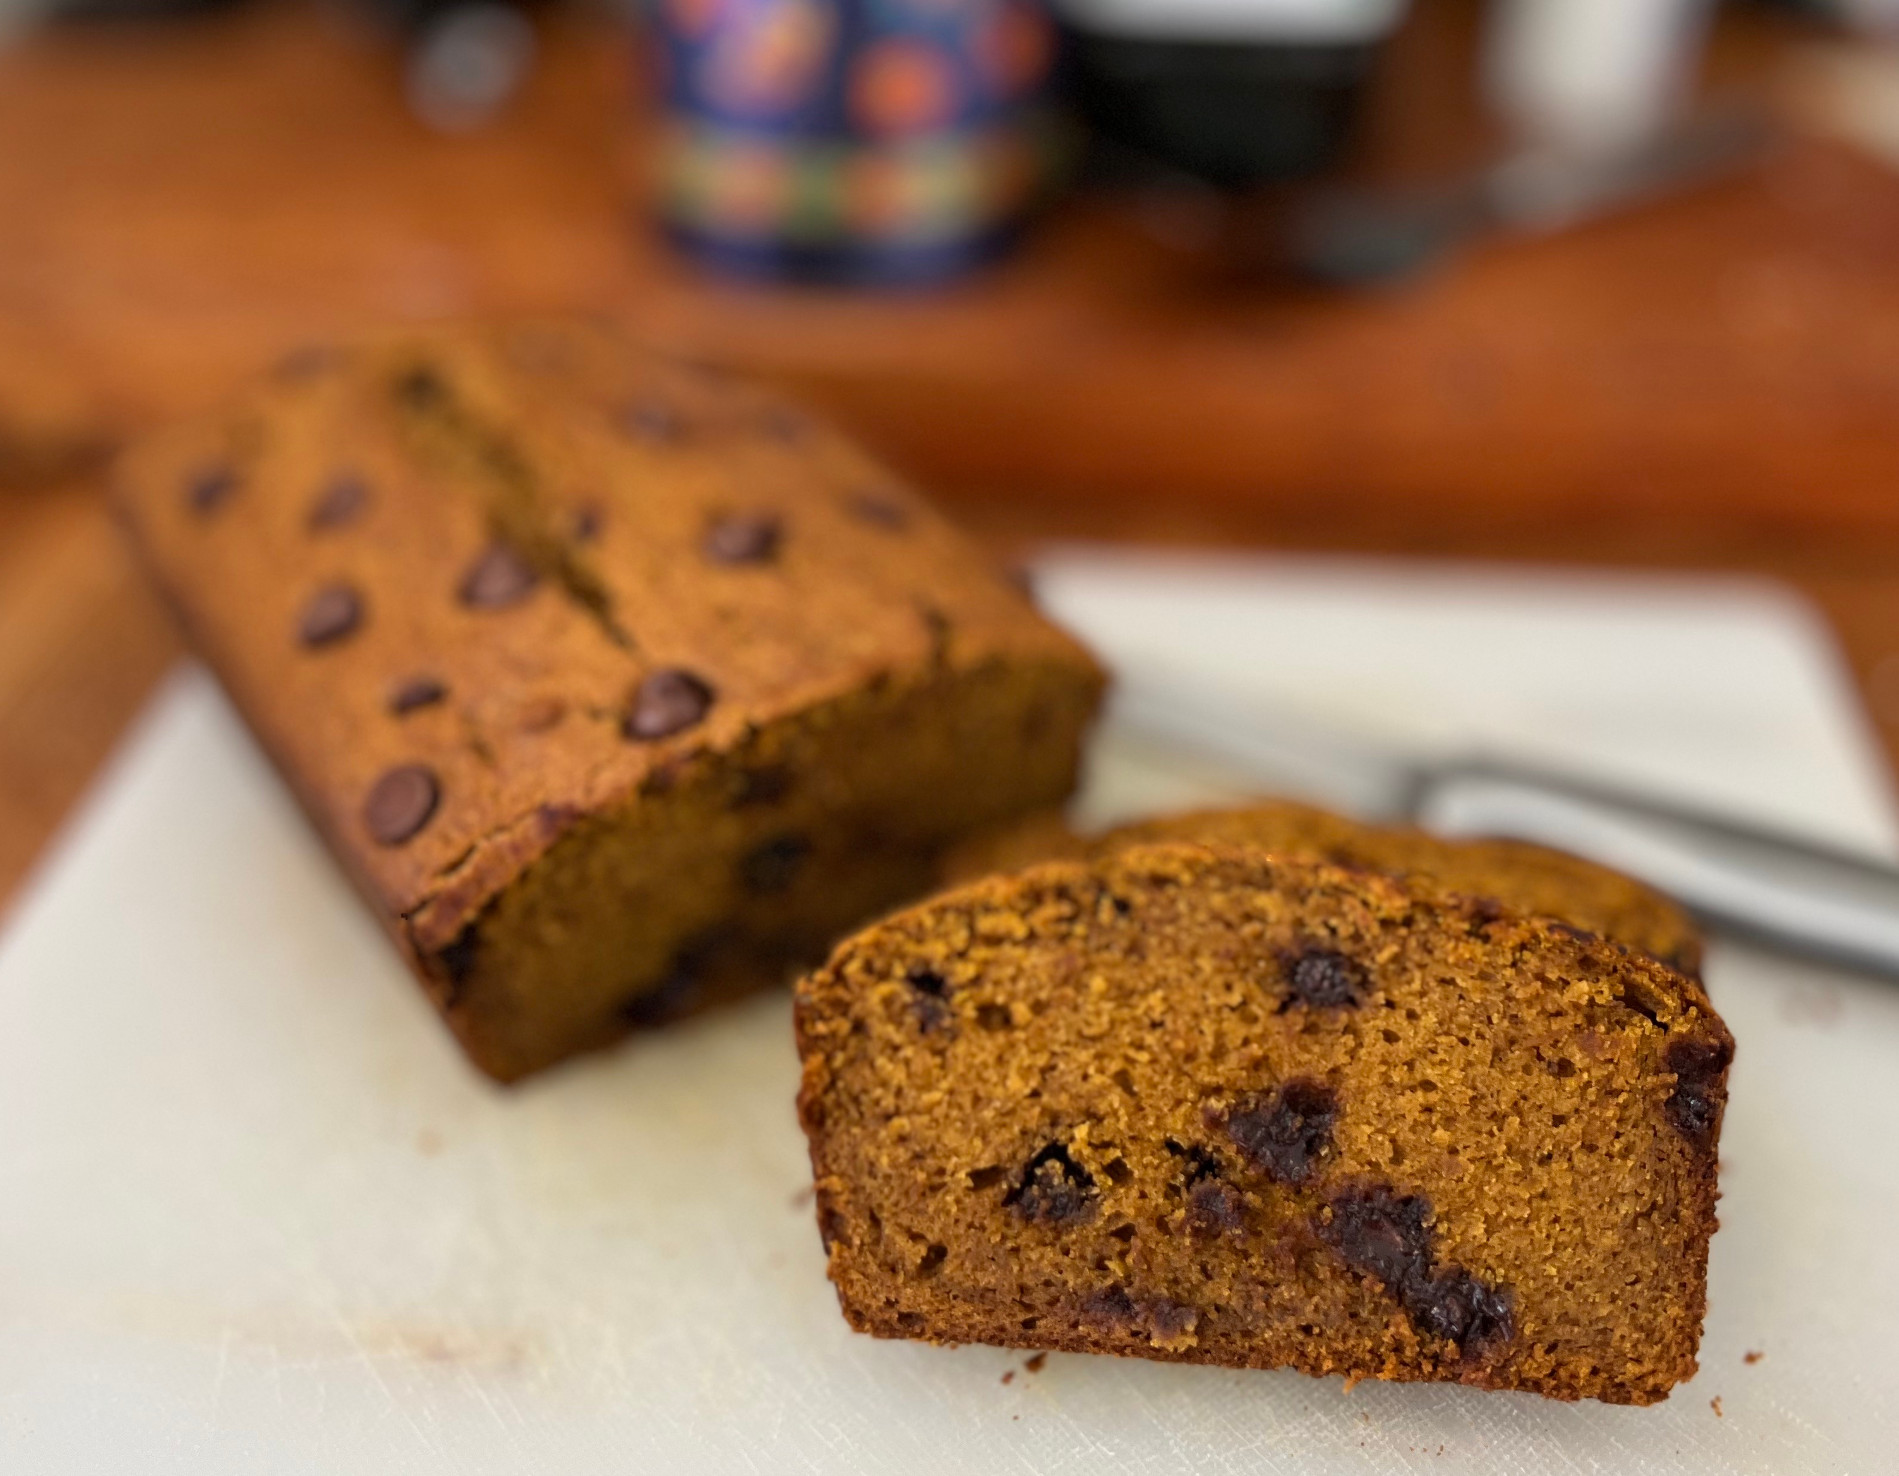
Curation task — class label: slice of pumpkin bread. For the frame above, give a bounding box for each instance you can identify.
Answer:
[796,842,1731,1404]
[943,798,1701,975]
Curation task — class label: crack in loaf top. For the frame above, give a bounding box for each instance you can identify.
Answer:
[114,320,1091,945]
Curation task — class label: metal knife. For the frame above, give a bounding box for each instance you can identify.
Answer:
[1108,667,1899,977]
[1285,105,1776,286]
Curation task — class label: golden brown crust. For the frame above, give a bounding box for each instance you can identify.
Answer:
[797,842,1730,1404]
[116,319,1105,1078]
[944,798,1702,975]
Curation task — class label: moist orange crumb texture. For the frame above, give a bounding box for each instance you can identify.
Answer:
[115,319,1103,1080]
[796,842,1731,1405]
[943,798,1702,975]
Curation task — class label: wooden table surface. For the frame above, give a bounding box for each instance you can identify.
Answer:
[3,0,1898,907]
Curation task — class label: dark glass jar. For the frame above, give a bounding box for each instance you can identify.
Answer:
[1056,0,1407,186]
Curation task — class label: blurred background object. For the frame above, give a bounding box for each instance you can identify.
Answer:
[651,0,1063,282]
[1485,0,1716,153]
[1784,29,1899,163]
[1058,0,1408,186]
[0,328,109,489]
[2,0,1899,905]
[1787,0,1899,34]
[401,0,538,133]
[1278,0,1780,284]
[1283,103,1776,284]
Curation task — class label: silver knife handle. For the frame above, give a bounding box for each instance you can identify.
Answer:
[1415,763,1899,977]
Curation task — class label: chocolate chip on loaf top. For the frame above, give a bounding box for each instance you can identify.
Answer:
[943,797,1702,976]
[116,319,1104,1080]
[796,842,1730,1405]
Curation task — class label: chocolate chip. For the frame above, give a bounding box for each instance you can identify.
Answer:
[1323,1184,1433,1290]
[187,464,237,515]
[1665,1035,1733,1142]
[458,543,539,609]
[1165,1138,1223,1186]
[1620,985,1664,1027]
[621,965,700,1027]
[621,927,727,1026]
[1281,947,1365,1010]
[1078,1286,1196,1343]
[1550,921,1600,945]
[298,583,363,647]
[1186,1179,1245,1236]
[1319,1183,1513,1355]
[308,473,368,531]
[1080,1285,1137,1327]
[847,492,909,530]
[618,399,681,442]
[905,966,948,998]
[703,512,782,565]
[1225,1079,1338,1185]
[729,764,791,808]
[1410,1267,1513,1351]
[1004,1143,1097,1226]
[624,668,714,740]
[1143,1297,1199,1343]
[906,965,950,1033]
[740,833,810,894]
[364,764,439,846]
[571,503,604,542]
[388,675,448,714]
[436,924,480,1005]
[1462,896,1505,936]
[396,365,447,408]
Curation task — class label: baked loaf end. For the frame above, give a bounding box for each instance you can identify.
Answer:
[117,320,1103,1080]
[797,842,1730,1404]
[943,798,1702,975]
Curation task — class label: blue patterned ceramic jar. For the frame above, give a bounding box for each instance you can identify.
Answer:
[651,0,1063,282]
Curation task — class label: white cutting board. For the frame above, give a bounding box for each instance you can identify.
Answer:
[4,551,1898,1474]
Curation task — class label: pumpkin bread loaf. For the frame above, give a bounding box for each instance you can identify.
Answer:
[116,320,1104,1081]
[796,842,1731,1404]
[944,798,1701,975]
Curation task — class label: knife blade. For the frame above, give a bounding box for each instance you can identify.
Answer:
[1109,666,1899,977]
